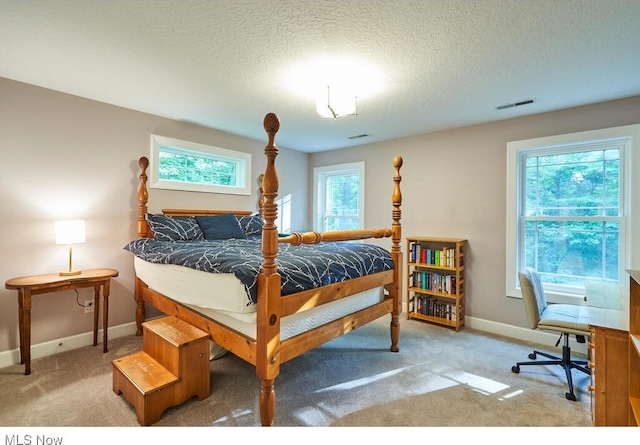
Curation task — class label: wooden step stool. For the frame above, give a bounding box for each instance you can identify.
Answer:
[112,316,211,425]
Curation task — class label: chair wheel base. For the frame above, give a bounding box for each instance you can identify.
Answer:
[565,392,576,401]
[528,352,537,360]
[512,365,520,373]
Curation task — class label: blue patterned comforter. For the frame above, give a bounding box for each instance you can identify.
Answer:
[124,238,393,304]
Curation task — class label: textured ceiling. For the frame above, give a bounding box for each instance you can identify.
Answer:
[1,0,640,152]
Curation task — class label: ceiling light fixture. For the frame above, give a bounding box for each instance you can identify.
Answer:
[316,85,357,119]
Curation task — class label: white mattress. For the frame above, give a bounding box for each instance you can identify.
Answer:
[134,257,384,341]
[134,256,256,314]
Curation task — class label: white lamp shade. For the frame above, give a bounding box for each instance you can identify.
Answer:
[55,220,86,245]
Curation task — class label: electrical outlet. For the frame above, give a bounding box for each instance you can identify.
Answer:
[84,300,94,314]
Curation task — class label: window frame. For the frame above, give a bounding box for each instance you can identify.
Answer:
[275,193,292,234]
[313,162,365,232]
[149,134,252,195]
[506,124,640,304]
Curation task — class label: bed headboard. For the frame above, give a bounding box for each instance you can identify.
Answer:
[136,156,252,238]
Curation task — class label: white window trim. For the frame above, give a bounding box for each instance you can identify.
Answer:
[313,162,365,232]
[150,134,251,195]
[506,124,640,304]
[275,193,292,234]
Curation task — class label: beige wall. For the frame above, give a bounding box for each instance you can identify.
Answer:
[1,75,639,362]
[0,78,308,355]
[310,95,640,328]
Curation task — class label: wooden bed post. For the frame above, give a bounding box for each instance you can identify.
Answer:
[256,113,282,426]
[389,156,403,352]
[137,157,149,238]
[135,156,150,335]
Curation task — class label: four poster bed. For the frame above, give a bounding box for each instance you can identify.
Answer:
[125,112,403,426]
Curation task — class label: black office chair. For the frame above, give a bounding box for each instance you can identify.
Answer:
[512,267,591,401]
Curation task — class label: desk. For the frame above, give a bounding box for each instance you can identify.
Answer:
[587,306,629,426]
[5,268,119,375]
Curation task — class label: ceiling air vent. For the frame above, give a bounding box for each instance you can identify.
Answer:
[496,99,535,110]
[348,133,370,140]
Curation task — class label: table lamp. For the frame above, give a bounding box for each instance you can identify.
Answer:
[55,219,85,276]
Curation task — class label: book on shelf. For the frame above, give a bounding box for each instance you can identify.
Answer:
[410,295,460,321]
[411,271,457,294]
[409,243,458,268]
[410,242,418,263]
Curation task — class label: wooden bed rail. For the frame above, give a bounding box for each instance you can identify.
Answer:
[278,228,391,245]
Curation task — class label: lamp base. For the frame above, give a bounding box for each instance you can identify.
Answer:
[59,270,82,276]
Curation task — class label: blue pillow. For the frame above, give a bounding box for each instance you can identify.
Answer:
[196,214,247,240]
[147,214,204,242]
[237,214,264,237]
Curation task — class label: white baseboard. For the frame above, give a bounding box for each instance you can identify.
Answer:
[0,315,589,370]
[465,316,589,356]
[0,322,138,370]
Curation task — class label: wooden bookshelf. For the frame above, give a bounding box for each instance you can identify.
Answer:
[405,237,466,331]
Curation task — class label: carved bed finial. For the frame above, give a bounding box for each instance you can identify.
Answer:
[263,112,280,133]
[263,113,280,148]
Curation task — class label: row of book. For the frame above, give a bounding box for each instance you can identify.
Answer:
[409,242,461,267]
[411,271,457,294]
[409,296,461,321]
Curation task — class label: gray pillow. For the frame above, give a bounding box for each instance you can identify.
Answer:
[196,213,247,240]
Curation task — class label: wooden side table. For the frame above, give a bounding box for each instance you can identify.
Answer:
[5,268,119,375]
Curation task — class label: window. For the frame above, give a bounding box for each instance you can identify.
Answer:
[275,194,291,234]
[507,125,640,305]
[150,134,251,195]
[313,162,364,232]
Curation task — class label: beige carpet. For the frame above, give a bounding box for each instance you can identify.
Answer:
[0,316,593,429]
